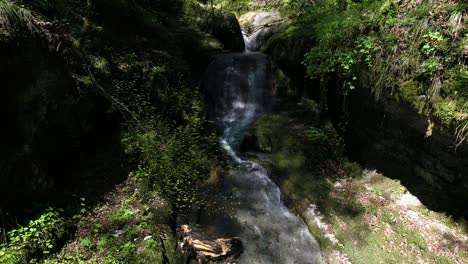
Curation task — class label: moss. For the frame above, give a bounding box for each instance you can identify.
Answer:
[213,0,282,15]
[399,80,423,107]
[254,114,289,151]
[306,219,333,252]
[199,35,223,50]
[443,65,468,99]
[253,103,358,218]
[372,176,406,199]
[137,239,164,263]
[255,100,465,262]
[420,57,442,78]
[290,0,467,142]
[432,99,460,127]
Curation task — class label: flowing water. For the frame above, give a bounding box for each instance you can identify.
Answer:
[202,51,322,263]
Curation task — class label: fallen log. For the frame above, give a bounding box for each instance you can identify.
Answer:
[177,225,243,263]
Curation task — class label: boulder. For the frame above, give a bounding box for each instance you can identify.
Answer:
[178,2,244,51]
[211,13,245,51]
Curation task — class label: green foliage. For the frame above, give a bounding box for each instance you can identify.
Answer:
[0,0,36,34]
[124,111,213,214]
[137,239,163,263]
[117,242,136,260]
[112,56,216,216]
[214,0,251,14]
[356,36,380,67]
[296,0,467,143]
[420,57,442,78]
[399,80,424,110]
[92,56,111,75]
[433,99,459,127]
[443,65,468,98]
[2,0,221,262]
[0,208,64,263]
[111,208,134,222]
[72,197,88,220]
[301,1,385,91]
[255,101,347,179]
[303,47,336,77]
[79,238,94,250]
[96,234,113,251]
[212,0,280,15]
[0,246,21,264]
[43,253,86,264]
[422,31,446,56]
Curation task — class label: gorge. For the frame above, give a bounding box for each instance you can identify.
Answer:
[202,51,322,263]
[0,0,467,263]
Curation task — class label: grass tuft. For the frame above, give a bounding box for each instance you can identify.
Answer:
[0,0,36,34]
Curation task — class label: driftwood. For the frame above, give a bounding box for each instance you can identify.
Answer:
[177,225,243,263]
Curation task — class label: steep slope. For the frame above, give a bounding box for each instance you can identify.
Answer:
[213,0,468,263]
[0,0,244,262]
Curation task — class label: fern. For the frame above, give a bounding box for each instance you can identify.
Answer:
[0,0,36,34]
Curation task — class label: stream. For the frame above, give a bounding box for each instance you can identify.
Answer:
[202,41,322,263]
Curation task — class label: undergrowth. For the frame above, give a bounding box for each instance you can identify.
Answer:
[1,0,224,263]
[291,0,467,145]
[0,208,65,263]
[255,98,467,263]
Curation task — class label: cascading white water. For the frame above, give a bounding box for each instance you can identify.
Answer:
[240,11,281,52]
[242,31,252,52]
[202,50,322,263]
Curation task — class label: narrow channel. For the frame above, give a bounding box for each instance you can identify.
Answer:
[202,41,323,263]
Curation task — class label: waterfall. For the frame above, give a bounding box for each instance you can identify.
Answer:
[201,47,322,264]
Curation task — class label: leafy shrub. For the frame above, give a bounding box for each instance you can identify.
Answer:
[421,31,446,56]
[79,238,94,250]
[111,208,134,222]
[296,0,467,143]
[112,56,216,217]
[0,208,64,262]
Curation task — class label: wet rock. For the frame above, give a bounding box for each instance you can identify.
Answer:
[201,53,272,134]
[240,131,260,153]
[239,11,284,51]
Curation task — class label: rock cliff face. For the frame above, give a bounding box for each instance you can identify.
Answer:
[0,1,247,221]
[263,24,315,98]
[211,13,245,51]
[345,87,468,217]
[0,38,116,216]
[261,17,467,217]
